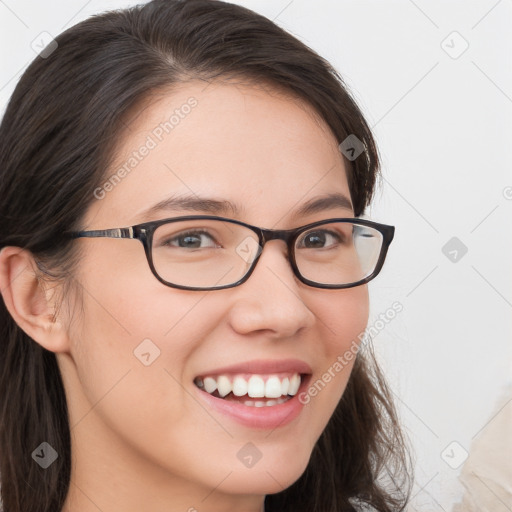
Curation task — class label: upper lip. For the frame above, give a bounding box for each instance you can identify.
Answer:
[195,358,313,378]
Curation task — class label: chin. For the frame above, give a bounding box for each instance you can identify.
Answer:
[219,452,311,496]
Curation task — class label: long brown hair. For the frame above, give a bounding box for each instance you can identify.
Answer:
[0,1,412,510]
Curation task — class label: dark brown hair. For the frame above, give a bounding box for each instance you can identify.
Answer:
[0,1,412,510]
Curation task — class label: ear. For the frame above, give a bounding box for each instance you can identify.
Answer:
[0,246,70,353]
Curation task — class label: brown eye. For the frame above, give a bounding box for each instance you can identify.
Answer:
[297,229,342,249]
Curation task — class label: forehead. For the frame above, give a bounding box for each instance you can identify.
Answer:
[85,79,351,228]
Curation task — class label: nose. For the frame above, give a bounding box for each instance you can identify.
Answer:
[226,240,316,338]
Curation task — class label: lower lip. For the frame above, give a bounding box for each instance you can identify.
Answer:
[194,377,310,429]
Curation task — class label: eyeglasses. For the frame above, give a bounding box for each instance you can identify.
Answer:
[67,215,395,291]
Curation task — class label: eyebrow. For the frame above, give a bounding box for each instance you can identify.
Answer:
[136,192,353,222]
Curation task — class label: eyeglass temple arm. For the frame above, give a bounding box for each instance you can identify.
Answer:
[71,227,136,239]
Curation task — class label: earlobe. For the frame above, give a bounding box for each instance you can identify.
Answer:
[0,246,70,353]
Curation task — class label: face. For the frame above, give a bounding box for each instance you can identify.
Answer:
[57,79,369,506]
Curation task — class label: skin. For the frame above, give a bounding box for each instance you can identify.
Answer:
[0,79,369,512]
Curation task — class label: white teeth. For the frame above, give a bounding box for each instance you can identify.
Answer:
[247,376,265,398]
[265,376,283,398]
[288,374,301,396]
[232,376,248,397]
[195,372,303,399]
[217,375,232,397]
[281,377,290,396]
[203,377,217,394]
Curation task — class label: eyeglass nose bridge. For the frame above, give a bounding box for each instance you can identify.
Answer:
[253,227,299,259]
[241,227,299,278]
[233,226,300,288]
[259,226,296,243]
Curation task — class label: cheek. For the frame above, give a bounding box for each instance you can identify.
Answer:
[66,247,227,422]
[300,285,369,430]
[73,239,222,351]
[313,284,369,357]
[65,276,234,483]
[69,268,222,405]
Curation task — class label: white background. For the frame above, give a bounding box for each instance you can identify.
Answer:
[1,1,511,511]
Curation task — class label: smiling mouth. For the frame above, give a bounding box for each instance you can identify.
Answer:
[193,372,304,407]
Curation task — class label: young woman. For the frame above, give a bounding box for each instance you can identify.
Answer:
[0,1,412,510]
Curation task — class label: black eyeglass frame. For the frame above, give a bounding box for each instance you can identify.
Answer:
[67,215,395,291]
